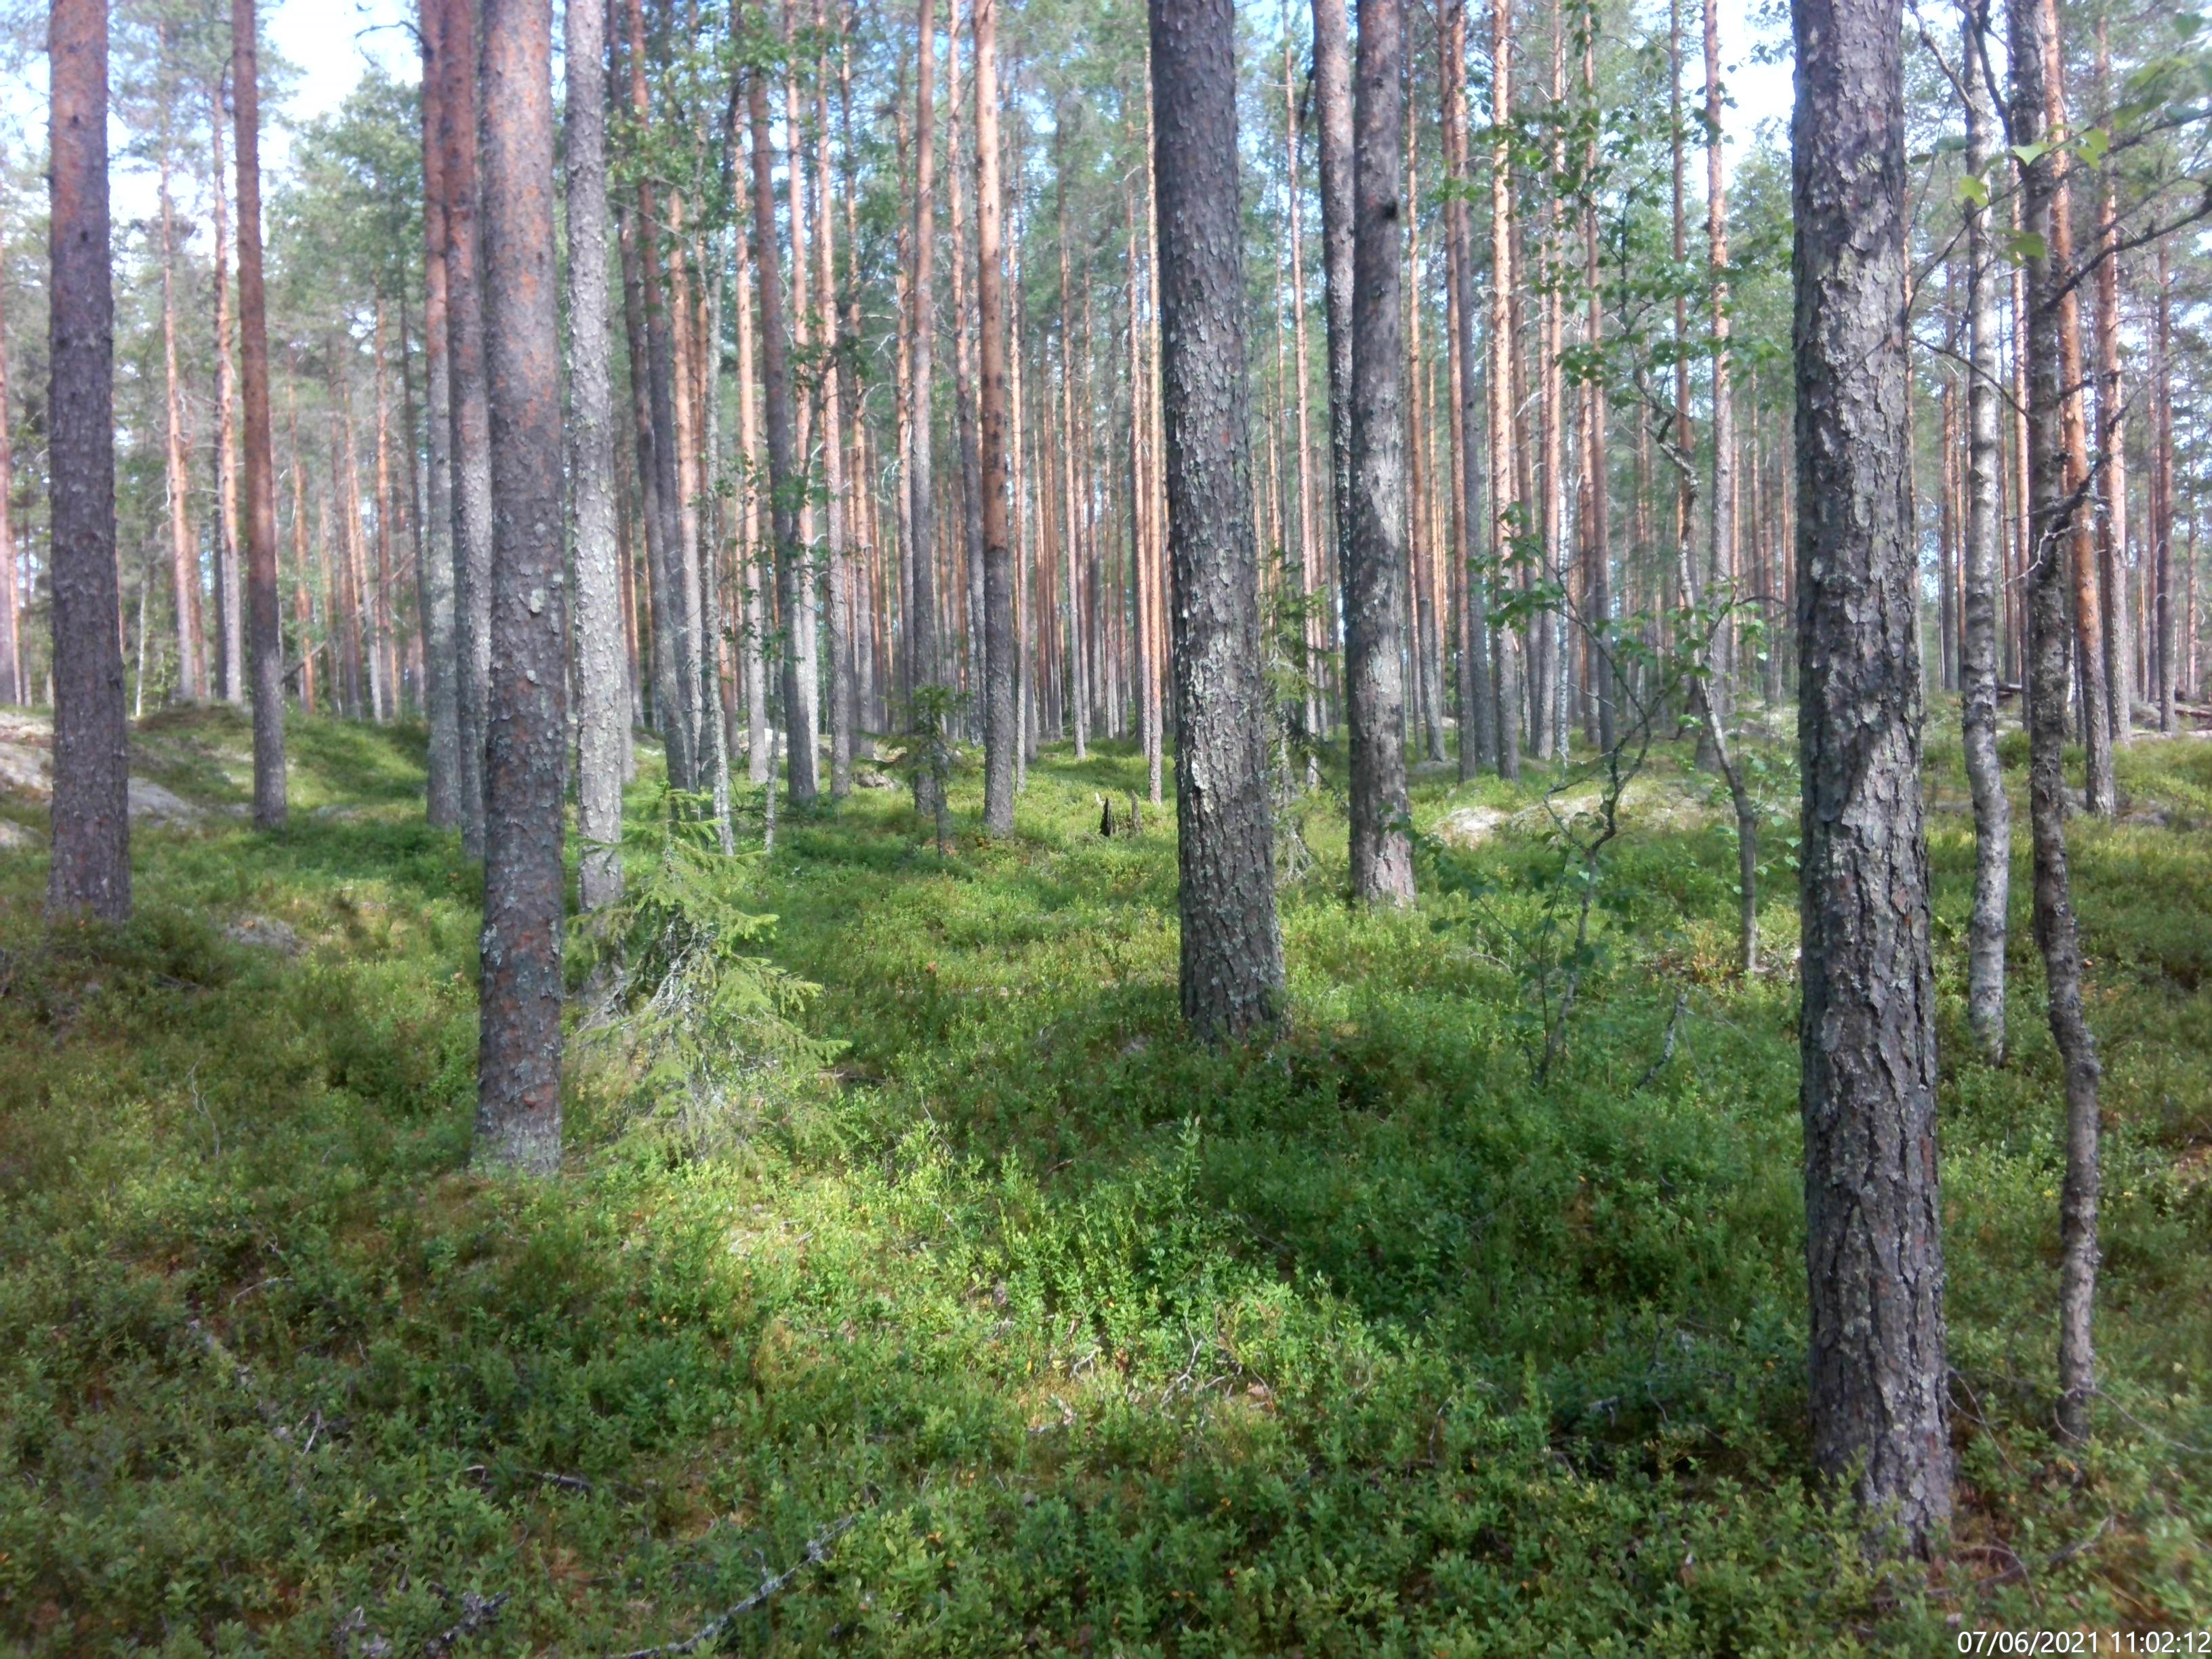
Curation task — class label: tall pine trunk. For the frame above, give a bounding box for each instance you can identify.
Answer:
[977,0,1016,834]
[1442,0,1492,777]
[212,88,243,705]
[908,0,943,809]
[47,0,129,922]
[476,0,567,1174]
[159,138,203,704]
[419,0,463,823]
[1310,0,1355,739]
[1794,0,1952,1547]
[1345,0,1414,903]
[1489,0,1521,779]
[1148,0,1284,1039]
[749,56,817,808]
[233,0,285,827]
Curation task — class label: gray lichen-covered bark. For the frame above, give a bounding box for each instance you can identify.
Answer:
[418,0,462,827]
[569,0,623,908]
[476,0,567,1175]
[443,0,494,856]
[1345,0,1414,905]
[2009,0,2104,1445]
[977,0,1017,836]
[232,0,286,832]
[749,62,818,808]
[1959,0,2009,1064]
[1793,0,1952,1547]
[1148,0,1284,1041]
[46,0,130,923]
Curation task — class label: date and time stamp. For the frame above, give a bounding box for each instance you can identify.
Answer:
[1954,1636,2212,1654]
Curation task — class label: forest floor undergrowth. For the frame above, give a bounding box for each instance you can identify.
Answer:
[1,703,2209,1655]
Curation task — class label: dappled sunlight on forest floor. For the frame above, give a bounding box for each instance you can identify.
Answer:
[1,708,2209,1652]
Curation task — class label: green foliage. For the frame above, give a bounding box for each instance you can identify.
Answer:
[571,816,839,1160]
[1,714,2208,1653]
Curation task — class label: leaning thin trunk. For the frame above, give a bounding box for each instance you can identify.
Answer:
[2010,0,2104,1445]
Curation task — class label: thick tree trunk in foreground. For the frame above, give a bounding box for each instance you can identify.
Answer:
[1793,0,1952,1547]
[1345,0,1414,904]
[47,0,129,922]
[476,0,567,1174]
[443,0,493,855]
[1960,0,2009,1064]
[418,0,462,825]
[233,0,285,830]
[1311,0,1355,738]
[568,0,623,908]
[977,0,1016,834]
[1148,0,1284,1040]
[2009,0,2104,1445]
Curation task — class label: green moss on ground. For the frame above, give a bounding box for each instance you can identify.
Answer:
[0,711,2206,1654]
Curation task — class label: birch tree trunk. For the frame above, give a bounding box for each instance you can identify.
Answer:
[1793,0,1952,1547]
[1961,0,2010,1064]
[1148,0,1284,1039]
[569,0,624,907]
